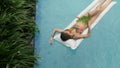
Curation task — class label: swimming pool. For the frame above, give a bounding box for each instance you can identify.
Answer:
[35,0,120,68]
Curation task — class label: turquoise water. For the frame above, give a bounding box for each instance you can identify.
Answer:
[35,0,120,68]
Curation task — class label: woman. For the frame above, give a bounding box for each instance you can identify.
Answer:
[49,0,112,44]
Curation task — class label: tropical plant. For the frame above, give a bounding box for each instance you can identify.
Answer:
[0,0,38,68]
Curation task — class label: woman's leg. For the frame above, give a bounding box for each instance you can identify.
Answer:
[89,0,107,16]
[83,0,106,17]
[88,0,112,26]
[100,0,112,12]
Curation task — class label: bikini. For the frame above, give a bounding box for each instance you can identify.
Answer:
[69,13,92,34]
[77,13,92,24]
[69,25,83,34]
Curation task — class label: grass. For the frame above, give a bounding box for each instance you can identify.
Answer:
[0,0,39,68]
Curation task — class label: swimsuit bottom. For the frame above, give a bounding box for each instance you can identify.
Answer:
[77,13,92,24]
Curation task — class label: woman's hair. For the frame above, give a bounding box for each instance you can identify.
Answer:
[60,32,72,41]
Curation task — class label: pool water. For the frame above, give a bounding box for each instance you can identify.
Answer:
[35,0,120,68]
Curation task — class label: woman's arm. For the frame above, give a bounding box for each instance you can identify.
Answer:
[49,29,64,45]
[79,26,90,38]
[51,29,64,38]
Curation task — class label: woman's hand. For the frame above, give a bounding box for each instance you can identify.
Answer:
[49,37,53,45]
[49,28,64,45]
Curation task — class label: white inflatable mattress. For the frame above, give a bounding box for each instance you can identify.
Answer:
[54,0,117,50]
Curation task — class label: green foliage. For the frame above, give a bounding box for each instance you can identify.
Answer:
[0,0,38,68]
